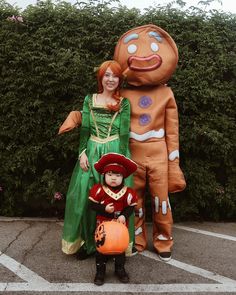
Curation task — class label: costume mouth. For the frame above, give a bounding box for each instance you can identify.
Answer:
[128,54,162,72]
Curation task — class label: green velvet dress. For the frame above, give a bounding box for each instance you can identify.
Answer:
[62,94,134,255]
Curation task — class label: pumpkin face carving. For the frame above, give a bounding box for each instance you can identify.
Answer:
[95,223,106,248]
[95,221,129,255]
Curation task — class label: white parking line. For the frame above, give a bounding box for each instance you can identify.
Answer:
[0,251,48,284]
[141,251,236,284]
[174,225,236,241]
[1,282,236,293]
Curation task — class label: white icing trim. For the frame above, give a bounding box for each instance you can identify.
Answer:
[155,196,159,213]
[162,201,167,215]
[138,208,143,218]
[157,234,168,241]
[130,129,165,141]
[135,227,143,236]
[169,150,179,161]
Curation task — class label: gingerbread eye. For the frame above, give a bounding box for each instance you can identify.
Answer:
[127,44,137,54]
[151,42,159,52]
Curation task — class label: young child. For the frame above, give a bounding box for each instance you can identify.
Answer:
[89,153,138,286]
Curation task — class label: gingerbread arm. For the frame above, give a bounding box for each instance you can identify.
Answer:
[166,92,186,193]
[58,111,82,135]
[165,93,179,159]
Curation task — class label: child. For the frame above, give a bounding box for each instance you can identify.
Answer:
[89,152,138,286]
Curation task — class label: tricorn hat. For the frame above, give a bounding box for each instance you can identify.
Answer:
[94,153,137,178]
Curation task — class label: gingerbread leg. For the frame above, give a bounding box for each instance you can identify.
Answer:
[148,142,173,260]
[133,165,148,252]
[130,141,148,252]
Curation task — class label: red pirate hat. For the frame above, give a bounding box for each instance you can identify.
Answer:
[94,153,137,178]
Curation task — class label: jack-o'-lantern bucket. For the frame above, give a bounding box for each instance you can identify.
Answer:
[95,220,129,255]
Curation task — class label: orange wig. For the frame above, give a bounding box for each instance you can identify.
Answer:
[97,60,123,111]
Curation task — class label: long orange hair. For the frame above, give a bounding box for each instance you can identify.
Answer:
[97,60,123,111]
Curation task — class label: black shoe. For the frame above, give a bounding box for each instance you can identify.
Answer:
[94,263,106,286]
[158,251,171,262]
[94,272,105,286]
[76,247,91,260]
[115,267,129,283]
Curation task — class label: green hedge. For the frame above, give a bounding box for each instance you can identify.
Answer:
[0,0,235,220]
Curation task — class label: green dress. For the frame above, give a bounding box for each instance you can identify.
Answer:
[62,94,134,255]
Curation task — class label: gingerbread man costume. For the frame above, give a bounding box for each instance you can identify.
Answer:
[114,24,186,260]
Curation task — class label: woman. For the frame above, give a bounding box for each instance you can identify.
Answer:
[62,60,134,259]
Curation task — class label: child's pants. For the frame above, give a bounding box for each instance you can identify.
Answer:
[95,251,126,267]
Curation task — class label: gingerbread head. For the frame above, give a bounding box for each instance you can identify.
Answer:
[114,24,178,86]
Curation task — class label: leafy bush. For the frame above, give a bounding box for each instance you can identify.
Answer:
[0,0,235,220]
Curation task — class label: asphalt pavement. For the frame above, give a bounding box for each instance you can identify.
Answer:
[0,217,236,295]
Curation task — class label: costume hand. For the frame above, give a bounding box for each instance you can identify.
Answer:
[58,111,82,134]
[105,203,114,213]
[80,153,90,171]
[168,160,186,193]
[117,215,126,224]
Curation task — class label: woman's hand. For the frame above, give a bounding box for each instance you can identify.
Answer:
[117,215,126,224]
[105,203,114,213]
[80,153,90,171]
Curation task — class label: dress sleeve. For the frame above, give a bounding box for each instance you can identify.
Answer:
[78,95,91,156]
[119,98,131,155]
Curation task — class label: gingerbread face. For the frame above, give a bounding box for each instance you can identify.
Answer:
[114,24,178,86]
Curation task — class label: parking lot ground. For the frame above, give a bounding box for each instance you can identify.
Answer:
[0,218,236,294]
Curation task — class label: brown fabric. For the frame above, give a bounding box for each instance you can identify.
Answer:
[113,24,186,254]
[58,111,82,134]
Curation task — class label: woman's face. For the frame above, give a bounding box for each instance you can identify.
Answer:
[102,67,119,93]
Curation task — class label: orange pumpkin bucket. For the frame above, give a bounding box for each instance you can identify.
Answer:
[95,220,129,255]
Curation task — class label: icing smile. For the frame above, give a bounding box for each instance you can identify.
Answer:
[128,54,162,72]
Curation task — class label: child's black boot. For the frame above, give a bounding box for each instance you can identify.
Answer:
[94,263,106,286]
[114,253,129,283]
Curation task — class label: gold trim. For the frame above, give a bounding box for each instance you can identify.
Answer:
[90,134,119,143]
[125,242,133,257]
[107,111,119,137]
[102,185,127,200]
[62,238,84,255]
[90,106,100,136]
[78,149,86,158]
